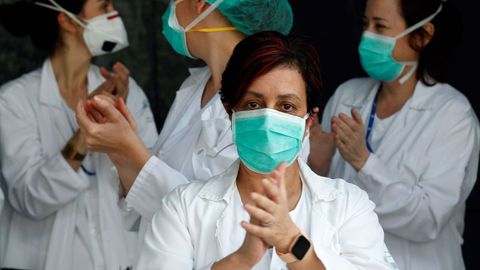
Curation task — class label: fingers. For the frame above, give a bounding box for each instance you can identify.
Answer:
[351,108,364,125]
[260,179,281,204]
[113,62,130,79]
[116,97,137,130]
[90,95,122,121]
[100,67,113,81]
[250,192,276,213]
[244,203,273,224]
[338,113,358,131]
[241,221,269,239]
[76,100,97,131]
[274,162,288,197]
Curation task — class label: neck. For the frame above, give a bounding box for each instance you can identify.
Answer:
[200,31,244,90]
[50,45,91,94]
[236,161,302,210]
[377,66,418,118]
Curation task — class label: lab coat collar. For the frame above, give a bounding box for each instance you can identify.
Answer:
[39,59,99,109]
[205,159,340,265]
[198,159,339,204]
[341,78,436,111]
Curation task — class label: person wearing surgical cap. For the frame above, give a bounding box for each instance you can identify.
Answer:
[76,0,297,261]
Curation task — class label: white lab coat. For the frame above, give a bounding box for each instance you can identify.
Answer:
[121,67,311,255]
[0,187,3,215]
[321,78,480,270]
[136,159,398,270]
[0,60,158,269]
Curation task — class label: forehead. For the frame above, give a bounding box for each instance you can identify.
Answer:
[365,0,401,20]
[245,66,307,100]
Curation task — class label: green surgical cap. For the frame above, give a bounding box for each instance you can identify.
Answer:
[205,0,293,35]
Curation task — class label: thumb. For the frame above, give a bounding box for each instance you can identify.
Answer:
[76,100,97,131]
[91,95,121,121]
[351,108,364,125]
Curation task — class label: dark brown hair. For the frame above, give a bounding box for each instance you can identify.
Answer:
[220,31,323,113]
[399,0,462,85]
[0,0,87,55]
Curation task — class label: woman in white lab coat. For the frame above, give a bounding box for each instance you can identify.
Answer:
[76,0,297,228]
[136,31,397,270]
[311,0,480,269]
[0,0,157,269]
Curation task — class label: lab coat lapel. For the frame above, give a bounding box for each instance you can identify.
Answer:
[153,67,211,153]
[38,60,72,150]
[198,161,245,259]
[300,160,339,252]
[372,81,435,157]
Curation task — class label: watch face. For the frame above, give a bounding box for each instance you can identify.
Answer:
[292,235,311,260]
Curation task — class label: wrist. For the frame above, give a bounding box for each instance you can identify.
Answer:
[276,226,301,254]
[121,134,151,171]
[231,249,258,269]
[352,151,370,172]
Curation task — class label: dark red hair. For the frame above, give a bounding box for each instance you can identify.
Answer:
[220,31,323,113]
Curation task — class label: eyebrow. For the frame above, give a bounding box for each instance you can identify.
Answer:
[245,91,302,101]
[363,16,388,22]
[373,17,388,22]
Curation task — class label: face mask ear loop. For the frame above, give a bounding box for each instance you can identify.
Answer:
[35,0,87,28]
[184,0,225,31]
[398,64,418,84]
[392,5,442,84]
[394,5,443,40]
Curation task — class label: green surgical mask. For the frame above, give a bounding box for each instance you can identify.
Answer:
[161,0,236,58]
[359,5,442,84]
[232,108,308,174]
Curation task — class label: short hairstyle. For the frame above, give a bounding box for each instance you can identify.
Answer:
[220,31,323,113]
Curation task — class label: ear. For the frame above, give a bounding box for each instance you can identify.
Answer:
[57,13,80,33]
[195,0,209,14]
[306,107,320,128]
[419,22,435,48]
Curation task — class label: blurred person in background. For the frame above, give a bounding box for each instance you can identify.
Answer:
[0,0,157,269]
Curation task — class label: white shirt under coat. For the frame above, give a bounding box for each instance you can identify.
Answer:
[321,78,480,270]
[0,60,158,270]
[136,159,397,270]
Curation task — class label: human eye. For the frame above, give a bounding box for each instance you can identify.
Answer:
[247,101,260,110]
[281,103,296,112]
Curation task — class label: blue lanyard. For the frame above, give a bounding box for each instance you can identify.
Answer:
[81,164,96,176]
[366,90,381,153]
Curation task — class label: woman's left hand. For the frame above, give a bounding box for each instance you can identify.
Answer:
[97,62,130,101]
[331,108,370,171]
[241,163,301,254]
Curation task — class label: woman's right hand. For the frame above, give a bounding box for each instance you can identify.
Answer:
[212,218,268,270]
[76,95,142,157]
[235,218,269,267]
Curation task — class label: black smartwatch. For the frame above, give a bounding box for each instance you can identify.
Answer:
[277,234,311,263]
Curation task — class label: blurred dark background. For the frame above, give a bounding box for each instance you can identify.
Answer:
[0,0,479,268]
